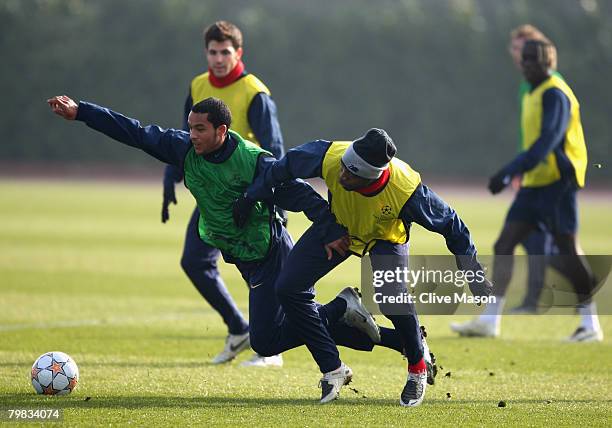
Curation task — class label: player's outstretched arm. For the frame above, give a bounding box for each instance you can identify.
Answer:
[233,153,339,229]
[160,90,193,223]
[46,95,191,167]
[233,141,331,227]
[232,154,349,259]
[245,140,332,201]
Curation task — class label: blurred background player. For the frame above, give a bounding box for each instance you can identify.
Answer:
[454,40,602,342]
[161,21,285,366]
[452,25,560,339]
[507,25,559,314]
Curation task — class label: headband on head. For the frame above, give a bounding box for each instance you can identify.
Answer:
[341,143,388,179]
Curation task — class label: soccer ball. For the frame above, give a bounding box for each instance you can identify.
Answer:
[31,352,79,395]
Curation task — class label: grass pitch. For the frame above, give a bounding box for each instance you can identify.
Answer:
[0,179,610,426]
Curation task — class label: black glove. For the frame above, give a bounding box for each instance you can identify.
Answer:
[469,276,494,306]
[161,180,177,223]
[488,171,511,195]
[233,193,256,228]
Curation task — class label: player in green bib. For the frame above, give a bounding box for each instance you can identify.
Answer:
[161,21,286,366]
[48,94,439,404]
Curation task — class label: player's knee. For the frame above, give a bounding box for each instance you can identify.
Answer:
[180,254,197,275]
[554,235,576,255]
[249,332,275,357]
[180,254,215,276]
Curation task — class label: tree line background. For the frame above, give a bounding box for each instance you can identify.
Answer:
[1,0,611,181]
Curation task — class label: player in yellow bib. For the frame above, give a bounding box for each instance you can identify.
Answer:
[235,128,492,406]
[50,95,433,406]
[472,40,601,343]
[160,21,286,366]
[453,26,566,337]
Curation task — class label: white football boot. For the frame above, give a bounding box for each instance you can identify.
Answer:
[420,326,437,385]
[337,287,381,343]
[240,353,284,367]
[319,363,353,404]
[211,332,250,364]
[400,370,427,407]
[450,318,500,338]
[564,326,604,343]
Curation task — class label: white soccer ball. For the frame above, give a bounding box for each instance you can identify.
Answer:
[31,352,79,395]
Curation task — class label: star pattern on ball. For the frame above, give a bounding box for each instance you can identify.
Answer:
[43,384,55,395]
[50,361,65,375]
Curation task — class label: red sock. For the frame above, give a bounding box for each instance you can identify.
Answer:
[408,358,426,373]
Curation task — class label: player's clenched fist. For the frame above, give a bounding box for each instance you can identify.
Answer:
[47,95,78,120]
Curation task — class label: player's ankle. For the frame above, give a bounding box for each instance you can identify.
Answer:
[408,358,426,374]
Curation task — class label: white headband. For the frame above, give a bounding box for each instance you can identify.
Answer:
[341,143,388,179]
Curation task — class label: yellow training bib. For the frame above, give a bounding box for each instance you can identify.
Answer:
[521,74,587,188]
[322,142,421,256]
[190,73,271,145]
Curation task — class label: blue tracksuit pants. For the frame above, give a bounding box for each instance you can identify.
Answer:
[274,224,424,373]
[181,207,249,335]
[236,221,382,357]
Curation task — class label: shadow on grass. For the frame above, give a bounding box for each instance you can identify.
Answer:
[1,393,609,409]
[84,361,239,368]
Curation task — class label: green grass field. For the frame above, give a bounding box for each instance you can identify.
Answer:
[1,180,611,426]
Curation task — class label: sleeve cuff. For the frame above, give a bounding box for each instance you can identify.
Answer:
[75,101,93,122]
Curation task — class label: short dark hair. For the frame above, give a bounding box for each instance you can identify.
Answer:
[191,97,232,129]
[523,39,554,69]
[204,21,243,50]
